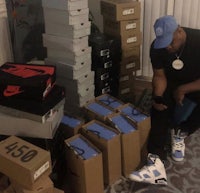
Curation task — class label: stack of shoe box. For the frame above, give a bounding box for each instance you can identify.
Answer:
[100,0,141,102]
[89,32,121,97]
[0,136,64,193]
[0,0,7,17]
[0,0,13,66]
[42,0,95,115]
[0,62,65,139]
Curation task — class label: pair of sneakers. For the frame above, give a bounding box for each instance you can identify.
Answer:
[129,129,186,185]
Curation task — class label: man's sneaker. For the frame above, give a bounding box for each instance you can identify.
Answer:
[171,129,185,161]
[129,153,167,185]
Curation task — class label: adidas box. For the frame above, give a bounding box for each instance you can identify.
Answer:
[0,136,52,190]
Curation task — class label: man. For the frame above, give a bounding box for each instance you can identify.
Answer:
[129,15,200,185]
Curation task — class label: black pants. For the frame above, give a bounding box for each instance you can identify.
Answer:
[147,91,200,160]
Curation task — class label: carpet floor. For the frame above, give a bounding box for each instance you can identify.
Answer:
[105,128,200,193]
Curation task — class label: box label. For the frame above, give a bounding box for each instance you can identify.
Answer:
[34,161,50,180]
[127,37,137,44]
[123,8,134,16]
[126,23,136,30]
[126,62,136,69]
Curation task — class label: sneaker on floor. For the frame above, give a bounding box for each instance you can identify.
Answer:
[129,153,167,185]
[171,129,185,161]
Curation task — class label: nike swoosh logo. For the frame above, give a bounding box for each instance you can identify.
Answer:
[1,63,55,78]
[3,85,24,97]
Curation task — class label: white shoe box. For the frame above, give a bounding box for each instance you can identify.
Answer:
[46,51,91,67]
[0,105,64,139]
[65,90,95,108]
[45,21,91,38]
[43,7,89,25]
[42,0,88,11]
[43,34,88,52]
[47,46,92,61]
[57,70,95,97]
[45,58,91,79]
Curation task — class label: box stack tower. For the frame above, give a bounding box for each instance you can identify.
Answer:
[42,0,95,115]
[0,0,13,66]
[100,0,141,102]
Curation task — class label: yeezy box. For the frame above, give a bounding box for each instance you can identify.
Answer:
[81,120,121,185]
[11,176,54,193]
[65,134,104,193]
[117,103,151,157]
[0,136,52,190]
[106,112,141,177]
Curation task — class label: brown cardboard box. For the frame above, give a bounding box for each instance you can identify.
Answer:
[83,100,114,122]
[53,188,64,193]
[0,136,51,190]
[0,173,9,192]
[106,113,141,177]
[95,94,124,111]
[11,176,54,193]
[120,56,140,74]
[58,113,85,139]
[65,134,104,193]
[121,31,142,49]
[117,103,151,158]
[101,0,140,21]
[81,120,121,185]
[121,45,140,59]
[103,18,140,37]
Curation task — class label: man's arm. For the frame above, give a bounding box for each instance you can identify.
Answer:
[174,79,200,104]
[152,68,167,96]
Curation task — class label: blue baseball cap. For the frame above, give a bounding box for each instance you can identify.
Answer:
[153,15,178,49]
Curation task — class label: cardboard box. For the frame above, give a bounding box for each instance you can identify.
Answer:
[43,7,89,25]
[106,112,141,177]
[121,45,140,59]
[47,47,92,62]
[43,34,88,53]
[101,0,140,21]
[0,105,64,139]
[117,103,151,157]
[42,0,88,11]
[0,173,9,192]
[0,136,52,190]
[44,21,91,39]
[120,56,140,73]
[95,94,124,110]
[121,31,142,48]
[65,134,104,193]
[53,188,64,193]
[58,113,85,139]
[11,176,54,193]
[103,18,140,37]
[81,120,121,185]
[83,100,114,122]
[45,58,91,80]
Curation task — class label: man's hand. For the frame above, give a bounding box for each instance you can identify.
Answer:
[174,87,185,105]
[152,102,168,111]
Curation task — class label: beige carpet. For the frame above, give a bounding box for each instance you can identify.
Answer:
[105,128,200,193]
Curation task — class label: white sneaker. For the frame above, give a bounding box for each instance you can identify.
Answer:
[171,129,185,161]
[129,153,167,185]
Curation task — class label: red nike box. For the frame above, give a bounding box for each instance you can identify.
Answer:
[0,62,56,101]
